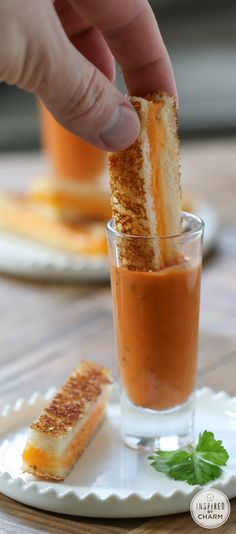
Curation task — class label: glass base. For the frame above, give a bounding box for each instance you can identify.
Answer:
[121,390,195,452]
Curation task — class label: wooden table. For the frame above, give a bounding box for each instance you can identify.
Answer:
[0,139,236,532]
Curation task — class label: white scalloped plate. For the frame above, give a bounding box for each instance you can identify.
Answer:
[0,387,235,518]
[0,234,109,282]
[0,202,218,282]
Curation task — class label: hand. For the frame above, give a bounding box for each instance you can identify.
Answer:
[0,0,176,150]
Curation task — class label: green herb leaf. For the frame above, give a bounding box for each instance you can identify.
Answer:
[170,456,222,485]
[148,430,229,486]
[196,430,229,466]
[148,450,191,476]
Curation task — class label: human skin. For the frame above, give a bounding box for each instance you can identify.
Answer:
[0,0,176,151]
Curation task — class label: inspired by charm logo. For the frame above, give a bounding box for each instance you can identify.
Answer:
[190,488,231,529]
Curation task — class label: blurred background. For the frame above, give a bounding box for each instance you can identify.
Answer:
[0,0,235,152]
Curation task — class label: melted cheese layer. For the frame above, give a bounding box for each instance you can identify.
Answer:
[22,395,106,479]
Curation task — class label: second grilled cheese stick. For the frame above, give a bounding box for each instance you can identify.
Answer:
[109,92,182,269]
[29,176,111,222]
[22,361,111,481]
[0,192,107,256]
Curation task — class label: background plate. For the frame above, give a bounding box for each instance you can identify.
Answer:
[0,387,235,518]
[0,202,218,282]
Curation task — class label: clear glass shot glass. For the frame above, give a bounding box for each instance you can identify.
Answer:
[107,212,204,451]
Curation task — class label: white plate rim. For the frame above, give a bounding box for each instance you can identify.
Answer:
[0,386,236,519]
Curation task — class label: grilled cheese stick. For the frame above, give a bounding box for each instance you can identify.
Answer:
[22,361,112,481]
[0,192,107,256]
[109,92,182,269]
[29,176,111,222]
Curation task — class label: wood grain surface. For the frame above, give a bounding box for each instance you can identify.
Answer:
[0,140,236,533]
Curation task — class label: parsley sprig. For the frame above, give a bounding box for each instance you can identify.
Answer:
[148,431,229,486]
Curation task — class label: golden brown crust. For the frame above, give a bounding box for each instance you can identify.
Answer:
[30,413,69,436]
[24,393,107,481]
[22,361,111,481]
[108,91,181,270]
[23,467,65,482]
[30,361,111,436]
[109,101,149,237]
[109,98,158,271]
[145,90,170,102]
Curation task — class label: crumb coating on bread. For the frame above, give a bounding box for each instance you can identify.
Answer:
[108,92,181,270]
[109,100,150,237]
[109,99,158,270]
[31,361,111,437]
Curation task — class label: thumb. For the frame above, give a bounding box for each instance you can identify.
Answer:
[39,45,140,151]
[0,1,139,151]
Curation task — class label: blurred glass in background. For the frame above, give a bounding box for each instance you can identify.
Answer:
[0,0,235,152]
[39,104,107,182]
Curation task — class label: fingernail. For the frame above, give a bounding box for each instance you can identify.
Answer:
[100,104,140,150]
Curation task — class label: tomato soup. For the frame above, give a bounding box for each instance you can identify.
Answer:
[39,104,107,182]
[111,260,201,410]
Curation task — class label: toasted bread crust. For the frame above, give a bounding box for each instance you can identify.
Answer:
[22,361,111,481]
[109,92,181,270]
[109,98,159,270]
[23,394,107,482]
[30,361,111,436]
[109,100,150,237]
[23,468,65,481]
[23,393,107,481]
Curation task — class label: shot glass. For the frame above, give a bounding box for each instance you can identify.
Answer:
[107,212,204,451]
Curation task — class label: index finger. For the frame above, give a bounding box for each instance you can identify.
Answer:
[69,0,177,96]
